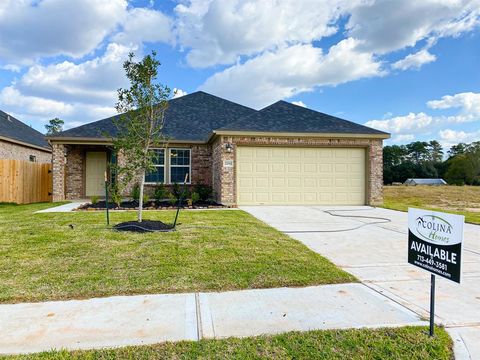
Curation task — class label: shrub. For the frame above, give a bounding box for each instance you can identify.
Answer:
[131,183,140,201]
[194,184,213,202]
[168,193,177,206]
[191,191,200,204]
[109,184,122,207]
[90,195,99,204]
[143,193,150,204]
[171,183,181,199]
[154,184,169,202]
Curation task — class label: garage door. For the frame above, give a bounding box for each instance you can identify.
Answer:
[236,147,365,205]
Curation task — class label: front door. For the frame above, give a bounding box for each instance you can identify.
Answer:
[85,152,107,197]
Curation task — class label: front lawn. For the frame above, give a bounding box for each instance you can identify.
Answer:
[8,326,452,360]
[0,203,354,303]
[383,185,480,224]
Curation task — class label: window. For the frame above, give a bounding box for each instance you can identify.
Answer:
[145,149,165,183]
[170,148,191,183]
[29,155,36,162]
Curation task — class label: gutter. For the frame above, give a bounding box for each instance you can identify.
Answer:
[47,136,208,145]
[0,135,51,152]
[207,130,391,142]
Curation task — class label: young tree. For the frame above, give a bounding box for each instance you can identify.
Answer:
[45,117,64,135]
[113,51,171,222]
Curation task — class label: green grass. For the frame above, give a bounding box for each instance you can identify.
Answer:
[5,326,452,360]
[0,203,355,303]
[383,185,480,224]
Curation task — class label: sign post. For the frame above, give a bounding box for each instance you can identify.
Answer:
[104,171,110,226]
[407,208,464,337]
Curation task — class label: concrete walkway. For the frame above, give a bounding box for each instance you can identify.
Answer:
[242,206,480,360]
[35,201,87,213]
[0,284,424,355]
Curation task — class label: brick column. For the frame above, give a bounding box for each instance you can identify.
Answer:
[211,136,236,205]
[368,139,384,205]
[52,143,66,202]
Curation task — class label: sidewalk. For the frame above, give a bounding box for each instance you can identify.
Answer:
[0,283,424,355]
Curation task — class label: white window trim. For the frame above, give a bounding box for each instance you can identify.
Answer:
[169,148,191,184]
[144,148,166,185]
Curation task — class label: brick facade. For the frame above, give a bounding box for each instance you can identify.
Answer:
[52,143,66,202]
[51,137,384,205]
[0,139,51,163]
[65,145,85,199]
[53,143,213,200]
[212,135,384,206]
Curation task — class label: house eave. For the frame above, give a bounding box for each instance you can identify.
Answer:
[208,130,391,142]
[47,136,208,145]
[0,135,51,152]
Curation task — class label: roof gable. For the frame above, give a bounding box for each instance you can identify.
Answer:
[0,110,50,150]
[53,91,257,142]
[218,101,389,136]
[51,93,389,142]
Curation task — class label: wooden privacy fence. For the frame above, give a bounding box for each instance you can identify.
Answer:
[0,160,52,204]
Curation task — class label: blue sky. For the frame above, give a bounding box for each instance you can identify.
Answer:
[0,0,479,151]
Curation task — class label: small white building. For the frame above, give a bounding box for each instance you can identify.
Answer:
[404,178,447,186]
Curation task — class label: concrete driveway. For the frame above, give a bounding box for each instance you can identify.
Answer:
[242,206,480,359]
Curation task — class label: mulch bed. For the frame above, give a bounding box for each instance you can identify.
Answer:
[113,220,175,233]
[77,200,225,211]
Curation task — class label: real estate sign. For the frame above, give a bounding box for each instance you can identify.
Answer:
[408,208,464,283]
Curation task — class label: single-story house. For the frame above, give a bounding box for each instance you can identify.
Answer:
[404,178,447,186]
[0,110,51,163]
[48,91,390,206]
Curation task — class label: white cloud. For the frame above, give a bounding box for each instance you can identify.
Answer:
[175,0,362,68]
[427,92,480,116]
[292,101,307,108]
[392,134,415,143]
[1,64,21,72]
[439,129,476,141]
[438,128,480,148]
[173,88,188,98]
[176,0,480,68]
[113,7,173,46]
[0,1,174,66]
[177,0,480,108]
[347,0,480,54]
[0,43,132,128]
[0,0,127,64]
[367,91,480,144]
[392,49,437,70]
[200,39,384,108]
[14,43,132,105]
[366,112,434,134]
[0,86,74,116]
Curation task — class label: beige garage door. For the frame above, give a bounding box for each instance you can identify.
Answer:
[85,152,107,197]
[237,146,366,205]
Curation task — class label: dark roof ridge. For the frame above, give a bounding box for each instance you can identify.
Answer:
[217,99,389,136]
[0,110,50,150]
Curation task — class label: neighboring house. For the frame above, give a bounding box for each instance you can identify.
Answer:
[404,178,447,186]
[0,110,51,163]
[48,91,390,206]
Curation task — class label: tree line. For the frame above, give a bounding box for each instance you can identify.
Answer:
[384,140,480,185]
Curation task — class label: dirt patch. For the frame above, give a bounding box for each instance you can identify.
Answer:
[78,200,225,211]
[113,220,174,233]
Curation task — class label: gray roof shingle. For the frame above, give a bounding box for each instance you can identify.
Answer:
[0,110,50,150]
[218,100,389,135]
[51,92,388,142]
[53,91,257,141]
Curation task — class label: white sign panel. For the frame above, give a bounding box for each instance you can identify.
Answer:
[408,208,464,283]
